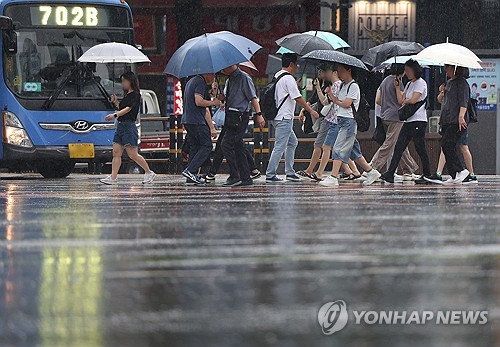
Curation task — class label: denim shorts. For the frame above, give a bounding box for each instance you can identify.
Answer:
[113,121,139,147]
[458,129,468,146]
[331,116,363,163]
[323,121,339,148]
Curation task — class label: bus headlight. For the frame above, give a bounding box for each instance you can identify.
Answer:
[3,111,33,148]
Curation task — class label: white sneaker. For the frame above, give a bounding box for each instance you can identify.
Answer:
[394,174,404,182]
[453,169,470,184]
[402,173,420,181]
[319,175,339,187]
[363,169,381,186]
[143,171,156,184]
[442,178,455,185]
[100,175,118,185]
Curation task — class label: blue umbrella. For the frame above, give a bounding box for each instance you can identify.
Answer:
[276,30,350,54]
[164,31,262,78]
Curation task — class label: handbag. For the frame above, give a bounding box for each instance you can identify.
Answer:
[372,117,386,145]
[320,103,333,117]
[212,107,225,128]
[398,98,427,121]
[302,102,318,134]
[468,98,478,123]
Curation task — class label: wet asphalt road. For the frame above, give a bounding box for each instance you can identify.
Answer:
[1,174,500,347]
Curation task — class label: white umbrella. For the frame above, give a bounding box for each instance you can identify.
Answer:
[78,42,150,64]
[78,42,150,93]
[415,41,482,69]
[373,55,443,72]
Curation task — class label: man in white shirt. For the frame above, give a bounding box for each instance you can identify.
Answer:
[266,53,319,182]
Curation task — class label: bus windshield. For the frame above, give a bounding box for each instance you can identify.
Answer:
[3,4,134,100]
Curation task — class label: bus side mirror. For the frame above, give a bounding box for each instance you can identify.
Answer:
[0,16,16,55]
[0,16,13,30]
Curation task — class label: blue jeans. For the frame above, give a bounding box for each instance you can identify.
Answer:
[331,117,363,163]
[184,123,212,175]
[266,119,298,178]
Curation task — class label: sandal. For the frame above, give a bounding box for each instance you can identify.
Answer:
[310,173,323,182]
[344,173,362,181]
[297,170,315,180]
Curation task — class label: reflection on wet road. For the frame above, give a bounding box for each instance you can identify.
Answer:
[1,174,500,346]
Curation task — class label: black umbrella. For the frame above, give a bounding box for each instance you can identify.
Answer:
[275,33,335,56]
[361,41,424,68]
[301,50,368,71]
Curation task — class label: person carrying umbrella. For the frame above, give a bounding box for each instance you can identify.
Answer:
[425,65,471,185]
[319,63,381,187]
[181,73,220,185]
[204,62,263,183]
[100,72,156,185]
[371,63,419,178]
[218,64,265,187]
[265,53,320,183]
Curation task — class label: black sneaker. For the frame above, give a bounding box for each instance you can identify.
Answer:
[380,173,394,184]
[462,174,479,185]
[414,176,430,185]
[234,179,253,187]
[250,170,262,180]
[223,177,242,187]
[204,172,216,182]
[286,174,302,182]
[424,173,444,185]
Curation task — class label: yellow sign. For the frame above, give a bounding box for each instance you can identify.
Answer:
[69,143,95,159]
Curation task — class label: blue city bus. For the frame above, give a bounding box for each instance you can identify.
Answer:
[0,0,135,177]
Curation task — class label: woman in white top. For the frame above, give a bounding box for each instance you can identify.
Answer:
[380,59,431,184]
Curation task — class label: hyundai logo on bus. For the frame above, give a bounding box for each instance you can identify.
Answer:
[317,300,489,335]
[72,120,91,131]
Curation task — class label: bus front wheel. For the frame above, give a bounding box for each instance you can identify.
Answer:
[36,160,75,179]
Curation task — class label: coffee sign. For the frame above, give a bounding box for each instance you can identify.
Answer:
[348,0,416,50]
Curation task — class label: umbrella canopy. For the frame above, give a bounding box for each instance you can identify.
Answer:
[275,33,337,56]
[414,42,482,69]
[301,50,368,71]
[239,60,258,72]
[373,55,444,72]
[78,42,150,63]
[361,41,424,68]
[164,31,262,78]
[276,31,350,54]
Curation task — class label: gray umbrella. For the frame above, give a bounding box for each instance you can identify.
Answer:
[276,33,335,55]
[361,41,424,68]
[301,50,368,71]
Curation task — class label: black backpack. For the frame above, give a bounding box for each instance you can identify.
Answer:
[261,72,291,120]
[345,82,371,132]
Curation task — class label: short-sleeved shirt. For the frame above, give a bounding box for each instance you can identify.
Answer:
[274,70,302,120]
[404,78,428,123]
[336,80,360,119]
[379,75,403,122]
[225,68,257,112]
[118,91,141,122]
[325,80,342,123]
[440,77,470,125]
[182,75,209,125]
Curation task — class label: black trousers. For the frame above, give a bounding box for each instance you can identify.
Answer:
[386,121,431,177]
[210,126,257,175]
[222,111,251,181]
[441,123,465,179]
